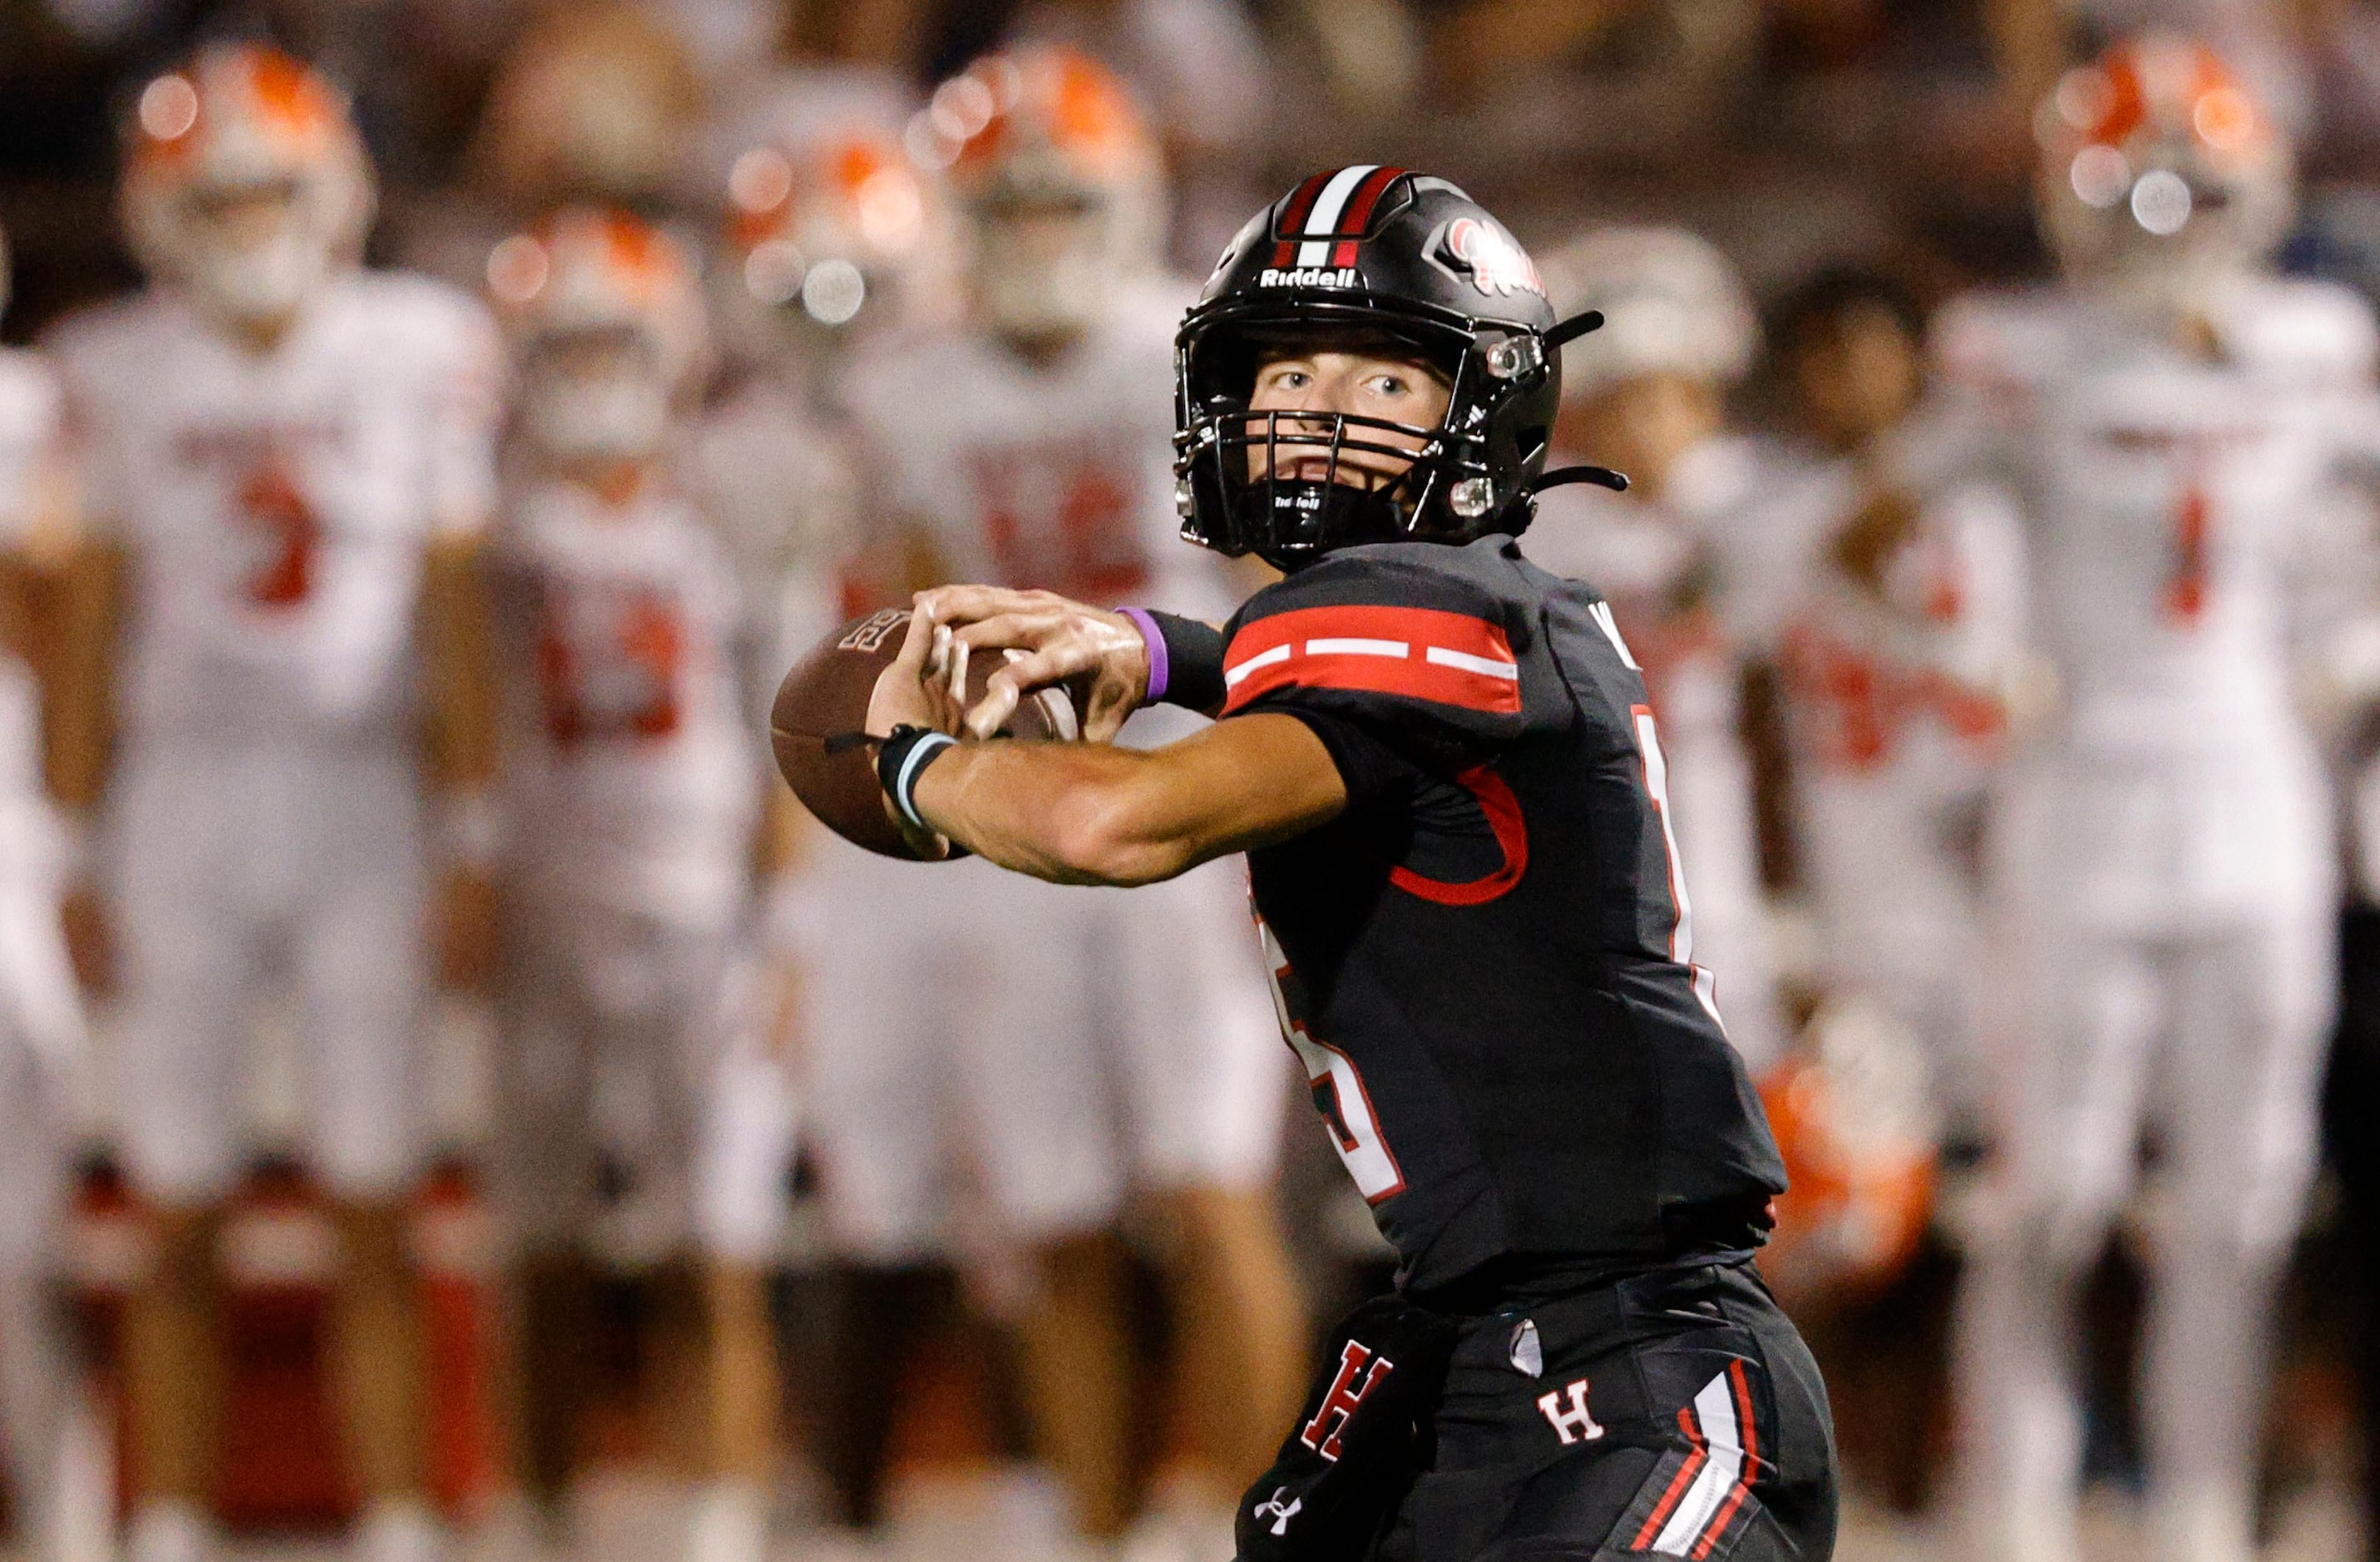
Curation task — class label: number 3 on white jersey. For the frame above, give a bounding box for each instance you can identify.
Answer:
[1631,704,1725,1027]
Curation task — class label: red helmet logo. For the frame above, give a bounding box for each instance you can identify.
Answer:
[1439,217,1543,299]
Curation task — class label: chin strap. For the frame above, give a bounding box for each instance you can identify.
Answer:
[1530,312,1625,497]
[1544,309,1606,352]
[1530,464,1630,495]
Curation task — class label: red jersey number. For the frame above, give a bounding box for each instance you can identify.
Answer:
[2165,481,2212,625]
[972,444,1151,602]
[536,583,684,747]
[236,458,320,610]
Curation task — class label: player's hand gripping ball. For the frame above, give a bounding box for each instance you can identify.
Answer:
[773,607,1081,858]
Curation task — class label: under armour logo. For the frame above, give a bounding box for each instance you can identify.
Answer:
[1299,1339,1395,1461]
[1252,1486,1302,1536]
[1537,1377,1605,1446]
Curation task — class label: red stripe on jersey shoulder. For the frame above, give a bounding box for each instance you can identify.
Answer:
[1222,604,1522,715]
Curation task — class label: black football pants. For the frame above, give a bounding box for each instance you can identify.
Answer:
[1375,1258,1838,1562]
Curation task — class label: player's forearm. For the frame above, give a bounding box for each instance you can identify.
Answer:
[420,532,501,793]
[756,782,812,877]
[909,716,1346,886]
[46,538,121,813]
[913,741,1216,885]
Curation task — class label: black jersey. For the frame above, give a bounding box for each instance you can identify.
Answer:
[1221,536,1785,1291]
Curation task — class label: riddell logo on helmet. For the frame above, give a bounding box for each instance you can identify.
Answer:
[1438,217,1543,298]
[1260,266,1360,289]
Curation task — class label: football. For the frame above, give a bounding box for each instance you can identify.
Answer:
[771,608,1081,858]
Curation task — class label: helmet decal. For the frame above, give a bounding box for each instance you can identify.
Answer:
[1267,165,1407,271]
[1435,216,1544,299]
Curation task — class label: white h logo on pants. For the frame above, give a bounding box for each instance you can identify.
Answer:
[1537,1378,1606,1446]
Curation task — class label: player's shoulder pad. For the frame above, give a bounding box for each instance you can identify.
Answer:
[1113,273,1199,349]
[833,323,962,429]
[336,269,502,372]
[1222,539,1534,724]
[1929,286,2072,393]
[2211,276,2378,389]
[0,349,62,451]
[42,291,169,380]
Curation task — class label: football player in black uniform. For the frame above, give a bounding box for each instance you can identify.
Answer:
[859,169,1838,1562]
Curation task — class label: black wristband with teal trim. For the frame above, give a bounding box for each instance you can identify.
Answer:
[876,725,958,831]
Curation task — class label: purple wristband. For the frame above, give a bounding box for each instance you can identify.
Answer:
[1116,606,1169,707]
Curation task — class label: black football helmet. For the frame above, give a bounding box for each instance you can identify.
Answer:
[1174,167,1617,571]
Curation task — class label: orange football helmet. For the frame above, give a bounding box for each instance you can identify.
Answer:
[724,130,943,339]
[1757,996,1938,1307]
[486,206,709,466]
[915,45,1164,344]
[121,44,373,331]
[2037,32,2293,309]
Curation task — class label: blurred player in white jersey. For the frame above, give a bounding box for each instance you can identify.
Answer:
[0,221,111,1562]
[1518,225,1812,1074]
[831,45,1302,1545]
[45,45,503,1562]
[706,124,949,668]
[484,206,795,1562]
[705,125,955,1533]
[1941,35,2380,1562]
[1769,273,2027,1153]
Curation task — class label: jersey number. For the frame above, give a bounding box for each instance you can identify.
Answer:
[1259,917,1405,1204]
[2165,480,2212,625]
[974,447,1152,603]
[536,583,685,746]
[236,458,319,610]
[1782,634,2002,776]
[1632,705,1726,1026]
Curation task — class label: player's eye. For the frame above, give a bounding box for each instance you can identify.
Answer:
[1368,373,1407,398]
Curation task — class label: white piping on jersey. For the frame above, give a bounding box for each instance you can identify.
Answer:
[1587,601,1641,670]
[1632,709,1694,968]
[1223,644,1294,687]
[1296,165,1378,268]
[1222,634,1523,687]
[1425,645,1520,680]
[1652,1372,1747,1556]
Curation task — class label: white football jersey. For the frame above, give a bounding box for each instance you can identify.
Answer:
[0,350,59,807]
[840,278,1242,625]
[495,474,762,921]
[1775,455,2027,982]
[50,272,501,748]
[1933,278,2380,759]
[684,374,858,710]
